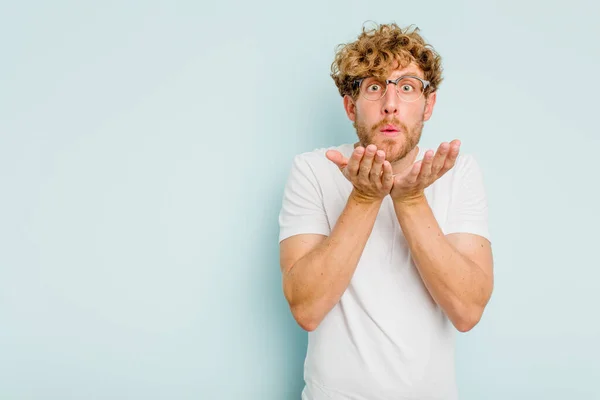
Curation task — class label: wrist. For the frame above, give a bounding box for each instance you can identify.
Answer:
[349,189,384,207]
[392,193,428,209]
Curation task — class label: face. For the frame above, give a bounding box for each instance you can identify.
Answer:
[343,63,437,163]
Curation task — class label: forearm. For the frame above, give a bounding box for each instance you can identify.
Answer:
[284,190,382,330]
[393,197,492,331]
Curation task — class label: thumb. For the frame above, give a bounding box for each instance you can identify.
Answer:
[325,150,348,170]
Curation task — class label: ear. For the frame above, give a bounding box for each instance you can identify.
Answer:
[423,91,437,121]
[343,95,357,122]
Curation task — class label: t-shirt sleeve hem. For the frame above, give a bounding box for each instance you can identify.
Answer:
[279,224,330,243]
[444,222,491,242]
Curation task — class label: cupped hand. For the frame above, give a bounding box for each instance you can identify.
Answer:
[326,144,394,203]
[390,140,461,204]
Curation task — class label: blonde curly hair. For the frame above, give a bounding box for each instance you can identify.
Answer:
[331,22,443,99]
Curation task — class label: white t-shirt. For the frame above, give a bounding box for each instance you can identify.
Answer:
[278,143,490,400]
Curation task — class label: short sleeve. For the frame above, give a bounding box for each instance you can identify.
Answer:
[278,154,331,243]
[444,154,491,241]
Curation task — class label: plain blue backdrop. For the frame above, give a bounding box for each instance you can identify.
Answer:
[1,1,599,399]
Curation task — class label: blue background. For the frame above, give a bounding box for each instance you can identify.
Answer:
[1,1,598,399]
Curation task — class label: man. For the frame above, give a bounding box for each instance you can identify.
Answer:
[278,22,494,400]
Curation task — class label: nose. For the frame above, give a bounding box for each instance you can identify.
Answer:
[382,83,400,115]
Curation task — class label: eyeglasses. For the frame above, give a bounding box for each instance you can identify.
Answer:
[352,75,431,102]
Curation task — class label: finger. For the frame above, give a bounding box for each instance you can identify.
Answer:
[408,160,422,184]
[347,146,364,178]
[418,149,435,180]
[446,140,460,165]
[396,160,422,185]
[369,150,385,184]
[325,150,349,170]
[442,140,461,172]
[381,161,394,191]
[358,144,377,182]
[431,142,450,174]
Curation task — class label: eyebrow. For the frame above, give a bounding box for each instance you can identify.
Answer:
[367,72,423,81]
[391,72,423,79]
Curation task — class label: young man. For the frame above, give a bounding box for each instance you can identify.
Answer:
[278,23,494,400]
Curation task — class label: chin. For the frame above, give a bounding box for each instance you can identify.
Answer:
[386,140,415,163]
[355,119,421,161]
[374,135,405,156]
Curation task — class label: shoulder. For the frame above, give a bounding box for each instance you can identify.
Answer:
[293,143,353,162]
[426,152,486,200]
[455,152,482,170]
[289,143,353,174]
[437,152,484,184]
[436,152,488,205]
[452,152,485,182]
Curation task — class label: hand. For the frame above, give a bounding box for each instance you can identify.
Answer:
[326,144,394,203]
[391,140,461,204]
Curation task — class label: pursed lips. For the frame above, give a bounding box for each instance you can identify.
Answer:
[380,124,400,136]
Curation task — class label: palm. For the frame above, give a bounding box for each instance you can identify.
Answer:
[325,145,394,202]
[390,140,461,201]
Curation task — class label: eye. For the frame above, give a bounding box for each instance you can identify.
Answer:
[367,84,382,93]
[400,84,414,92]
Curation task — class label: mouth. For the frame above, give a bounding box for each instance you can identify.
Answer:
[380,124,400,137]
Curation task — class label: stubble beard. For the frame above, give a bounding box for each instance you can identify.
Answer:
[354,115,424,164]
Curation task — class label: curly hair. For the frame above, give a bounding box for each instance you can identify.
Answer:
[331,22,443,99]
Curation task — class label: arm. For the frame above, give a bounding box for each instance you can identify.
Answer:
[390,140,494,332]
[280,192,383,331]
[393,198,493,332]
[279,144,393,331]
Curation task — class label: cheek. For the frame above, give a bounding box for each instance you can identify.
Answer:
[356,105,379,124]
[399,104,425,122]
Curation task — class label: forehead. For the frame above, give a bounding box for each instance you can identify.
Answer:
[379,61,424,79]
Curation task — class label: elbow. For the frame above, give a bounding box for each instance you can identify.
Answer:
[455,318,478,333]
[454,305,484,333]
[453,286,493,333]
[283,279,322,332]
[297,318,319,332]
[290,304,321,332]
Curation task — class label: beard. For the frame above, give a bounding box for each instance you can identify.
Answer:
[354,114,424,163]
